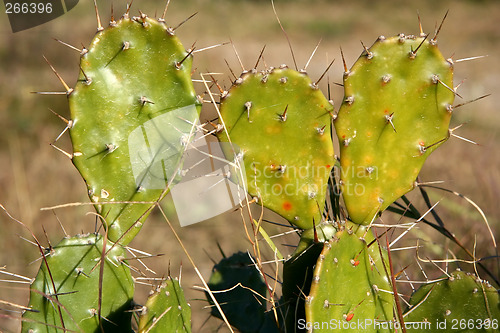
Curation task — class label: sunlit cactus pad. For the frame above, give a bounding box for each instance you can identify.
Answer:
[305,224,394,332]
[335,34,454,224]
[217,67,335,229]
[69,13,201,245]
[405,270,500,332]
[22,234,134,332]
[138,277,191,333]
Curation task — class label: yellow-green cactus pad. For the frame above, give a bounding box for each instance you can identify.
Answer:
[217,67,335,229]
[335,34,454,224]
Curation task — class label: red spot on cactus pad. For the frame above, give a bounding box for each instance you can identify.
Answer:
[283,201,293,211]
[346,313,354,321]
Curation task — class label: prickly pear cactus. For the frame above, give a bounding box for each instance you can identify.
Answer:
[282,241,324,332]
[69,13,201,245]
[206,251,275,332]
[217,67,335,229]
[138,276,191,333]
[335,34,454,224]
[405,270,500,332]
[22,234,134,332]
[305,223,394,332]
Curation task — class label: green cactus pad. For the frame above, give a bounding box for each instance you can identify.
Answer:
[138,277,191,333]
[305,224,394,332]
[217,67,335,229]
[69,14,201,245]
[22,234,134,332]
[206,252,275,332]
[334,34,454,224]
[405,270,500,332]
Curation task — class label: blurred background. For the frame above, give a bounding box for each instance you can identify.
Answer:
[0,0,499,331]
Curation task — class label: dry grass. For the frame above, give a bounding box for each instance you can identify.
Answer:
[1,0,499,331]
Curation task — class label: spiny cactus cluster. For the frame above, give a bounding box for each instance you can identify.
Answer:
[9,2,497,333]
[22,8,197,332]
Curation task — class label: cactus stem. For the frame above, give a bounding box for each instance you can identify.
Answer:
[304,38,322,71]
[431,10,449,44]
[92,0,103,32]
[50,143,73,159]
[43,55,73,95]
